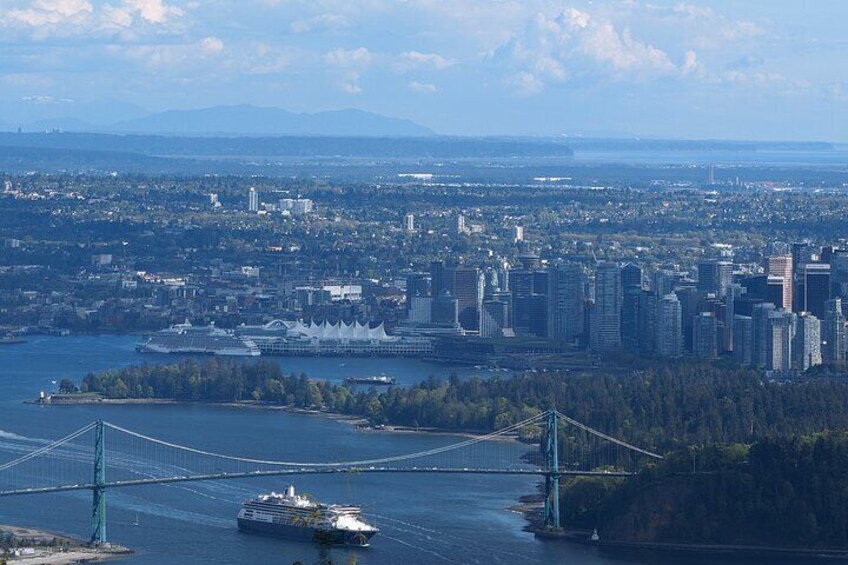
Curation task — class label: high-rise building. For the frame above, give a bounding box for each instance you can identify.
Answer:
[409,296,433,324]
[724,283,745,352]
[431,290,459,326]
[404,213,415,233]
[751,302,776,367]
[248,187,259,213]
[803,263,831,319]
[405,273,430,311]
[656,293,683,357]
[456,215,467,235]
[620,264,643,352]
[793,312,821,371]
[768,255,793,310]
[638,290,658,354]
[693,312,719,359]
[733,315,753,366]
[652,269,680,298]
[513,225,524,243]
[548,263,585,344]
[590,262,622,350]
[766,310,794,372]
[481,299,510,338]
[697,259,733,298]
[822,298,846,364]
[452,268,484,332]
[831,251,848,300]
[510,267,548,338]
[707,163,715,185]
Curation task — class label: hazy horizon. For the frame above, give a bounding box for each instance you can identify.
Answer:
[2,1,847,142]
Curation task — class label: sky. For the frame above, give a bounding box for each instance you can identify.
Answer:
[1,0,847,140]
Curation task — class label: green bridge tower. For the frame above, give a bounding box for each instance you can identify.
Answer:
[91,420,106,545]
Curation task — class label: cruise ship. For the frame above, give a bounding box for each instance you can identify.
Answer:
[136,322,260,356]
[237,486,378,546]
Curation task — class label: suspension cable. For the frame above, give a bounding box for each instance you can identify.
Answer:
[0,422,98,472]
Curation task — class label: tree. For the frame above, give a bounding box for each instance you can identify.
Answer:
[58,378,78,394]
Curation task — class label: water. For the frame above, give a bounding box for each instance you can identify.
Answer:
[0,336,808,564]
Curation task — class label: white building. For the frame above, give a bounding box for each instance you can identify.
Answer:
[248,187,259,213]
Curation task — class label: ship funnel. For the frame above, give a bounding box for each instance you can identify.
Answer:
[286,485,296,498]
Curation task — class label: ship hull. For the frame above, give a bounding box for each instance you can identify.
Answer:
[237,518,375,546]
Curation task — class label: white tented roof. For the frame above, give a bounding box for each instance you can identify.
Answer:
[289,320,390,341]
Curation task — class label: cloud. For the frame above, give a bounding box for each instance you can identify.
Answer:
[497,7,677,93]
[397,51,454,71]
[22,95,74,104]
[323,47,371,67]
[290,13,350,34]
[324,47,371,93]
[3,0,93,27]
[408,80,437,93]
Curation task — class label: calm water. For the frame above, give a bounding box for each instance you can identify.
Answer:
[0,336,808,564]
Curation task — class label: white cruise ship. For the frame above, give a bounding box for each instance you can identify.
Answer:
[136,322,260,356]
[237,485,378,546]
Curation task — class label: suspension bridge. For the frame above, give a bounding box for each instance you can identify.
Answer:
[0,410,662,545]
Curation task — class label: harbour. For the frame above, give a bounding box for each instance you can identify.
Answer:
[0,335,821,565]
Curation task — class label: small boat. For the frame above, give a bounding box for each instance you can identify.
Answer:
[133,513,139,527]
[0,334,26,345]
[344,375,396,386]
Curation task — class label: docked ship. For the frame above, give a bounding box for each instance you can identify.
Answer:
[345,375,396,385]
[136,322,260,356]
[237,486,378,546]
[234,320,434,357]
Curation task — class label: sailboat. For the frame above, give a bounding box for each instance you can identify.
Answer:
[133,513,140,527]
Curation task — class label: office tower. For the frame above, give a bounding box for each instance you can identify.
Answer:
[430,261,446,297]
[652,269,679,298]
[248,187,259,212]
[404,213,415,233]
[768,255,793,310]
[831,251,848,300]
[620,264,643,352]
[548,262,586,344]
[707,163,715,185]
[751,302,776,367]
[803,263,831,319]
[513,225,524,243]
[697,259,733,298]
[793,313,821,371]
[693,312,719,359]
[792,242,812,272]
[409,296,433,324]
[822,298,846,364]
[733,315,753,366]
[675,286,701,354]
[481,299,510,338]
[821,246,836,264]
[636,290,657,353]
[765,276,785,309]
[452,268,484,331]
[210,193,219,205]
[725,283,745,352]
[766,311,794,371]
[589,262,622,350]
[656,293,683,357]
[431,290,459,326]
[405,273,431,312]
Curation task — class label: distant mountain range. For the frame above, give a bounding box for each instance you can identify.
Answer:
[1,103,435,137]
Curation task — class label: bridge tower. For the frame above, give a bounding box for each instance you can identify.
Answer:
[542,410,561,531]
[90,420,106,545]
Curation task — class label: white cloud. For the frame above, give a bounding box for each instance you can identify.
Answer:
[200,36,224,53]
[497,7,677,93]
[398,51,454,71]
[408,80,437,93]
[3,0,93,27]
[324,47,372,67]
[290,13,349,34]
[121,0,182,24]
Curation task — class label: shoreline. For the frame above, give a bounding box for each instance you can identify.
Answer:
[0,524,132,564]
[34,396,515,440]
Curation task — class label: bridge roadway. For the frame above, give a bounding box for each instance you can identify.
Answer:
[0,466,633,498]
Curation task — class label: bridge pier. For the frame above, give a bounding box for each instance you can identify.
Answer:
[542,411,561,531]
[90,420,106,545]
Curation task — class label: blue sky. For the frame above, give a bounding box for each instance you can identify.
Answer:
[1,0,847,140]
